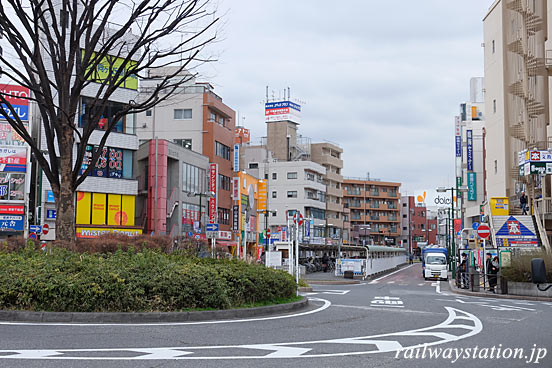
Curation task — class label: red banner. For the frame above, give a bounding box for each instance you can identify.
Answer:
[209,163,218,224]
[0,205,24,214]
[454,219,462,233]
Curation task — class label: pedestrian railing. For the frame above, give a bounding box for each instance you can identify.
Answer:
[456,270,508,294]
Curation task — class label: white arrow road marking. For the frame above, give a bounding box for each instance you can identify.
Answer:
[0,307,482,360]
[299,290,350,296]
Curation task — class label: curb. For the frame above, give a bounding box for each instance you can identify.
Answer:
[298,286,313,292]
[447,280,552,302]
[0,297,309,323]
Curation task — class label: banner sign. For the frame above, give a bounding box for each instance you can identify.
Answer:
[209,163,218,223]
[76,227,142,238]
[467,172,477,201]
[233,144,239,172]
[0,204,25,232]
[232,177,240,200]
[265,100,301,123]
[232,205,239,232]
[455,116,461,136]
[466,129,473,171]
[304,220,311,238]
[257,180,267,211]
[0,85,30,122]
[455,136,462,157]
[0,146,27,172]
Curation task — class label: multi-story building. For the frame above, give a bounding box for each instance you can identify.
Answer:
[38,29,141,240]
[311,142,350,244]
[0,85,31,238]
[343,178,401,246]
[483,0,548,206]
[455,78,486,228]
[136,68,236,233]
[135,139,211,238]
[399,196,437,254]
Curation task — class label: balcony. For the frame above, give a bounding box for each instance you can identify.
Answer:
[326,201,343,213]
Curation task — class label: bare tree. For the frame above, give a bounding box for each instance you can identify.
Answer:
[0,0,218,242]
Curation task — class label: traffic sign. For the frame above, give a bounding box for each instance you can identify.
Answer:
[477,224,491,239]
[42,223,49,235]
[206,224,219,232]
[28,232,37,240]
[266,228,271,238]
[293,212,303,226]
[472,222,480,231]
[30,225,42,234]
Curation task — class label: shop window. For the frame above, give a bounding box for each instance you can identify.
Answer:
[79,97,135,134]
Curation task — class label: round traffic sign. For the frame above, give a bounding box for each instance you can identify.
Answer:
[42,223,49,235]
[472,222,480,231]
[293,212,303,226]
[266,228,271,238]
[28,232,37,240]
[477,224,491,239]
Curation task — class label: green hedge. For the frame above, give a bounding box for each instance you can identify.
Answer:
[500,250,552,283]
[0,246,296,312]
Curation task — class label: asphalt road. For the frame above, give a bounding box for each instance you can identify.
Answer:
[0,264,551,368]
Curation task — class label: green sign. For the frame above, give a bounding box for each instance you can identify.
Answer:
[241,194,248,207]
[467,172,476,201]
[456,176,462,188]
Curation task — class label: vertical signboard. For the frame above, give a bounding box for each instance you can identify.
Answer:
[466,129,473,171]
[232,177,240,200]
[233,144,240,172]
[0,85,30,121]
[467,172,477,201]
[257,180,267,211]
[209,163,218,224]
[455,136,462,158]
[232,205,239,231]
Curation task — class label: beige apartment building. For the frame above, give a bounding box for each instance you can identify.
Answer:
[483,0,549,206]
[311,142,350,244]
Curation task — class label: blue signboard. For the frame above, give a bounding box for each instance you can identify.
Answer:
[455,136,462,157]
[304,220,311,238]
[0,215,24,231]
[467,130,473,171]
[233,144,240,172]
[46,209,56,219]
[46,190,55,203]
[0,185,7,196]
[206,223,219,232]
[1,104,29,121]
[472,222,480,230]
[30,225,42,234]
[265,101,301,112]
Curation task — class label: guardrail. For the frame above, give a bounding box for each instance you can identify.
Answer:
[534,199,551,253]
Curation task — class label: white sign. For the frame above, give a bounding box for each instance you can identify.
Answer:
[371,296,404,307]
[218,230,232,240]
[267,251,282,267]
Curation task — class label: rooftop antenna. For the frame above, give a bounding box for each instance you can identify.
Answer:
[288,87,291,100]
[266,85,269,103]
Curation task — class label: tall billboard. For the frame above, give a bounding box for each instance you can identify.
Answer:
[0,85,29,122]
[209,163,218,224]
[265,101,301,123]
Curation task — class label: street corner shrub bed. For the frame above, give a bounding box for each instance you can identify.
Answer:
[0,246,297,313]
[500,250,552,283]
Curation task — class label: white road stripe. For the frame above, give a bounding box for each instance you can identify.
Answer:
[370,264,416,284]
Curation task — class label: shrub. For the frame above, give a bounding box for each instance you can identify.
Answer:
[0,246,296,312]
[500,250,552,283]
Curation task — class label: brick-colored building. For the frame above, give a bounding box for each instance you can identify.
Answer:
[343,178,401,246]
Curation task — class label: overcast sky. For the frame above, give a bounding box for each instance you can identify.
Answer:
[202,1,492,199]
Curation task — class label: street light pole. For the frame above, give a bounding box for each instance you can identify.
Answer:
[451,187,456,278]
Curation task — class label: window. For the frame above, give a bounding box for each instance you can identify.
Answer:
[403,203,407,207]
[218,174,231,191]
[493,99,496,113]
[146,110,152,117]
[272,173,277,180]
[183,163,207,193]
[79,97,135,134]
[174,109,192,120]
[272,211,277,217]
[209,111,216,122]
[492,40,495,53]
[403,227,407,231]
[249,163,259,169]
[287,172,297,179]
[218,116,225,126]
[272,191,277,198]
[218,208,230,225]
[215,141,230,160]
[174,139,192,150]
[306,172,315,181]
[287,191,297,198]
[264,174,268,179]
[403,214,407,218]
[79,145,134,179]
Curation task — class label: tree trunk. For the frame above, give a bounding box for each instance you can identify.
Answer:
[55,127,76,243]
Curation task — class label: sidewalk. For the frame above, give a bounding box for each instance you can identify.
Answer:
[305,263,411,285]
[447,277,552,302]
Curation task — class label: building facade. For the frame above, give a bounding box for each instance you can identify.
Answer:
[136,68,236,233]
[343,178,401,246]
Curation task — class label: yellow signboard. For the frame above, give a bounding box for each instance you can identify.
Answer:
[121,195,135,226]
[76,227,142,238]
[107,194,122,226]
[258,181,267,211]
[76,191,136,226]
[82,50,138,90]
[490,197,509,216]
[76,191,92,224]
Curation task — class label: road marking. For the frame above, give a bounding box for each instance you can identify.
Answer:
[387,281,395,284]
[369,264,416,284]
[371,296,404,308]
[300,290,350,296]
[436,298,536,312]
[0,298,331,327]
[431,281,441,294]
[418,283,424,286]
[0,307,482,360]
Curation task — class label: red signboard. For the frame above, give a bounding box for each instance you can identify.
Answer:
[454,219,461,233]
[0,204,24,214]
[209,163,218,224]
[0,85,29,106]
